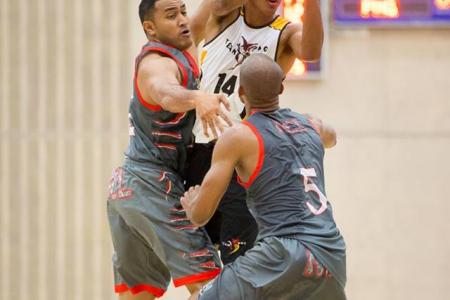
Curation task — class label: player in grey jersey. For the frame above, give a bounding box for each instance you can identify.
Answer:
[181,54,346,300]
[107,1,233,299]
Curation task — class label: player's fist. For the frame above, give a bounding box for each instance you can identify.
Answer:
[180,185,201,221]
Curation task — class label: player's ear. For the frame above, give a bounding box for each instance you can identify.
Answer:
[279,83,284,95]
[143,20,157,39]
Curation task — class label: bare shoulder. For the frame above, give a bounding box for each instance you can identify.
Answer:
[218,124,248,144]
[279,22,302,47]
[216,124,255,151]
[138,52,179,77]
[284,22,303,33]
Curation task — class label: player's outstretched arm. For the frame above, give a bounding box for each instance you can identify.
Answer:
[287,0,324,61]
[190,0,244,45]
[181,128,242,226]
[138,53,232,138]
[305,114,337,148]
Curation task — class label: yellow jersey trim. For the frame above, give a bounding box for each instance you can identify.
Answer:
[270,16,290,31]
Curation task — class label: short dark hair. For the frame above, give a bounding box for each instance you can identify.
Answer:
[240,54,284,105]
[139,0,158,23]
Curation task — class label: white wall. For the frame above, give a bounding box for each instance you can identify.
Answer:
[282,28,450,300]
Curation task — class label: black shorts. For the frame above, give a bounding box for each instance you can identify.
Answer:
[185,142,258,264]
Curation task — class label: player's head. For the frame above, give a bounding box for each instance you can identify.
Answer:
[246,0,282,17]
[139,0,192,50]
[239,53,284,109]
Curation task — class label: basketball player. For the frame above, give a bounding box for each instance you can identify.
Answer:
[186,0,325,264]
[181,54,346,300]
[106,1,232,299]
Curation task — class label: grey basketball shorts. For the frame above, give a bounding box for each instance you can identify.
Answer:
[198,236,346,300]
[107,160,221,297]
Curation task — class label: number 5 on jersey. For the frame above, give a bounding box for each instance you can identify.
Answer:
[300,167,328,215]
[214,73,237,97]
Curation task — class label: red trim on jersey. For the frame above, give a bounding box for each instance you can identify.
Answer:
[237,120,265,189]
[155,143,177,150]
[114,283,165,297]
[175,224,198,230]
[170,206,185,212]
[158,171,168,182]
[173,269,221,287]
[198,261,220,269]
[142,46,188,87]
[188,248,213,258]
[183,50,200,78]
[169,216,190,222]
[152,131,182,139]
[166,179,172,194]
[114,284,129,293]
[153,112,187,126]
[134,77,162,111]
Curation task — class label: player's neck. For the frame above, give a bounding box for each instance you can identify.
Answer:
[243,5,276,27]
[148,37,162,45]
[248,102,280,114]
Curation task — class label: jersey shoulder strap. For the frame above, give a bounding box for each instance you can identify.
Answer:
[269,16,290,31]
[135,41,197,88]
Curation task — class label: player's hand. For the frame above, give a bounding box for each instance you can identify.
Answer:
[180,185,201,220]
[195,93,232,139]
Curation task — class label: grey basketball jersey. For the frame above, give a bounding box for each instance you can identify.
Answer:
[238,108,346,287]
[125,42,200,177]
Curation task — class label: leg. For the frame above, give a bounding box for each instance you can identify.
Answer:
[139,167,222,294]
[185,279,209,294]
[187,290,200,300]
[218,173,258,264]
[185,143,222,245]
[107,166,171,299]
[203,210,222,245]
[118,291,155,300]
[196,263,257,300]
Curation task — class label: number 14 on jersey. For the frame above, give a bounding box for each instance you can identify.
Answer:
[214,73,237,97]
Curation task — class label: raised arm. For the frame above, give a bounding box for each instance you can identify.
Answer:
[137,53,232,138]
[190,0,214,45]
[181,128,242,226]
[212,0,245,16]
[287,0,324,61]
[190,0,244,45]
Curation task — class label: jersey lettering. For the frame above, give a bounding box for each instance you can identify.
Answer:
[300,167,328,215]
[274,119,308,134]
[214,73,237,97]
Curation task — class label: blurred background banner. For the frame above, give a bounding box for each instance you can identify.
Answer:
[334,0,450,26]
[1,0,450,299]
